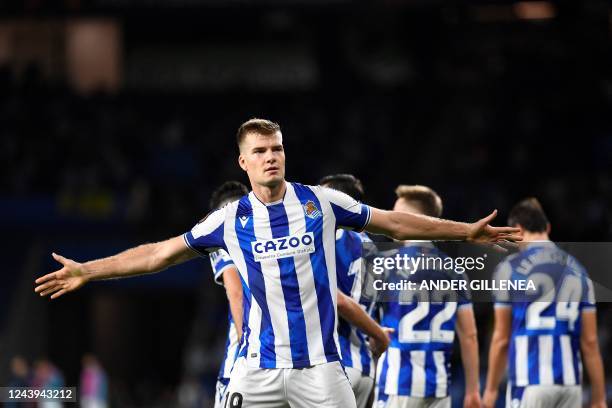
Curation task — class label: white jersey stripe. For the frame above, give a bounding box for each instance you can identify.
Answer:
[561,335,576,385]
[283,185,324,361]
[515,335,529,386]
[249,195,292,365]
[313,188,341,354]
[410,351,426,397]
[433,351,447,397]
[384,347,400,395]
[538,335,554,385]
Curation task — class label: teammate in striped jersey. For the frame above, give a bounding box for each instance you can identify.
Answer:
[319,173,378,408]
[375,185,481,408]
[35,119,521,407]
[483,198,606,408]
[207,181,250,408]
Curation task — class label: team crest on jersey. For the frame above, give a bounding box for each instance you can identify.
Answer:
[303,200,322,219]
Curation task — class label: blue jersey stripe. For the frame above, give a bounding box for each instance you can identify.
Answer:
[424,352,436,397]
[339,330,352,367]
[293,184,339,361]
[552,335,563,383]
[572,336,581,383]
[378,352,389,393]
[234,196,276,367]
[266,203,311,366]
[237,271,251,360]
[398,351,412,392]
[528,336,539,384]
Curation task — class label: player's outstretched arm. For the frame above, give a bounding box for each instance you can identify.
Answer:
[35,235,197,299]
[337,292,392,357]
[456,306,481,408]
[581,311,608,408]
[366,208,522,243]
[483,306,512,408]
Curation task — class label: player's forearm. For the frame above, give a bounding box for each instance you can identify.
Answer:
[389,211,469,241]
[227,289,244,340]
[337,295,387,343]
[582,341,606,404]
[459,332,480,394]
[82,242,169,281]
[484,334,509,394]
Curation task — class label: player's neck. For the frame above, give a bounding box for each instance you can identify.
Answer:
[522,231,550,243]
[252,181,287,204]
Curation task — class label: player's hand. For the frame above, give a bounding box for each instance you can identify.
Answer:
[463,391,480,408]
[34,253,89,299]
[590,402,607,408]
[369,327,393,358]
[467,210,522,244]
[482,389,498,408]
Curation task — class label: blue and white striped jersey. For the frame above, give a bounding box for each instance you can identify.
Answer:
[493,242,596,388]
[376,243,471,398]
[184,182,371,369]
[335,229,374,378]
[210,249,241,384]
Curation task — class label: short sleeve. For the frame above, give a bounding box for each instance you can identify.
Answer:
[581,275,596,312]
[209,249,236,286]
[183,207,226,256]
[493,260,513,308]
[319,186,371,232]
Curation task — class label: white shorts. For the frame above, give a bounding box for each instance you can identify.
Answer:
[224,357,357,407]
[377,395,451,408]
[214,380,229,408]
[345,366,374,408]
[506,384,581,408]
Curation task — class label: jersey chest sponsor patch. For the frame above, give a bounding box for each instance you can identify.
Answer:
[251,232,315,261]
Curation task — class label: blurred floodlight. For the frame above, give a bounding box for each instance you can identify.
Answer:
[514,1,556,20]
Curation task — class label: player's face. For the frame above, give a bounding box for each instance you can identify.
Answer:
[239,131,286,188]
[393,198,422,215]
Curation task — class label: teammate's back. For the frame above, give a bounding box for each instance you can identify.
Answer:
[484,197,606,408]
[375,185,481,408]
[494,242,594,388]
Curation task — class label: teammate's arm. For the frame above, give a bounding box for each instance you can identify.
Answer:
[222,266,244,340]
[366,208,522,243]
[483,306,512,408]
[35,235,196,299]
[337,292,391,357]
[580,310,607,408]
[456,306,481,408]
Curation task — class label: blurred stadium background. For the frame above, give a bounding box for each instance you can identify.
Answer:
[1,0,611,406]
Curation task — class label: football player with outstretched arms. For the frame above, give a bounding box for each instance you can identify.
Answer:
[209,180,392,408]
[35,119,521,407]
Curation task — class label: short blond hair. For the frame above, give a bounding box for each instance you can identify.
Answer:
[236,118,280,148]
[395,185,443,217]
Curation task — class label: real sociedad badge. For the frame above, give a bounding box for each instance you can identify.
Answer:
[303,200,322,219]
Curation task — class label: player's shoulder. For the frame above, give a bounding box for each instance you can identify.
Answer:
[501,249,523,266]
[336,229,372,244]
